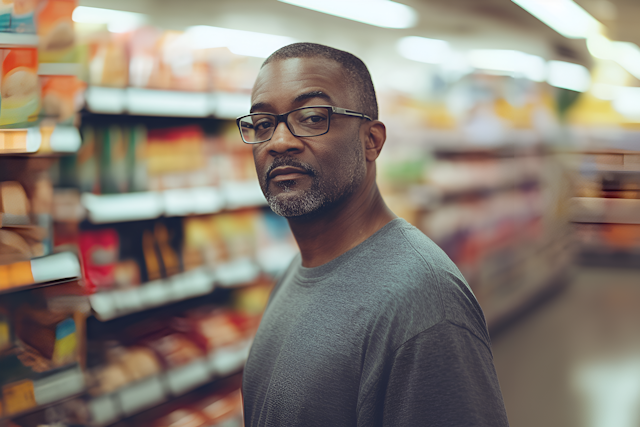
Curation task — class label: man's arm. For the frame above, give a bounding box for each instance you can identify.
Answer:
[377,320,509,427]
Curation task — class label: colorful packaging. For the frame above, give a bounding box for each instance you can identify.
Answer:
[0,47,40,127]
[10,0,37,34]
[88,34,128,87]
[40,75,83,124]
[37,0,76,63]
[0,0,12,32]
[79,228,119,290]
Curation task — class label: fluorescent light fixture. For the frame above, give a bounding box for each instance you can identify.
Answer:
[511,0,602,39]
[397,36,450,64]
[468,49,546,82]
[587,34,613,60]
[278,0,417,29]
[612,87,640,120]
[592,83,618,100]
[611,41,640,81]
[72,6,147,33]
[185,26,296,58]
[547,60,591,92]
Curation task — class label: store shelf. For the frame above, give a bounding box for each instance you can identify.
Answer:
[90,260,260,320]
[481,234,574,331]
[90,268,215,320]
[1,364,85,420]
[0,128,42,155]
[0,126,80,156]
[0,252,82,295]
[0,33,38,47]
[88,339,251,426]
[37,63,82,76]
[84,87,251,119]
[570,197,640,224]
[81,181,266,224]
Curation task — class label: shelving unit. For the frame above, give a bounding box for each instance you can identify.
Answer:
[87,340,250,426]
[85,87,251,120]
[89,259,261,321]
[0,364,85,420]
[80,181,266,224]
[0,252,81,294]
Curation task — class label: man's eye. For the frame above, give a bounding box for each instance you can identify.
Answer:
[301,115,325,124]
[256,121,274,130]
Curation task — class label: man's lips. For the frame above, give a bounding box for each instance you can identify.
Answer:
[268,166,310,182]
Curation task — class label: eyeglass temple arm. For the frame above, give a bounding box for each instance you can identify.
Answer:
[331,107,372,121]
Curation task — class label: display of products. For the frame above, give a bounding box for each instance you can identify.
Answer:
[37,0,76,63]
[0,47,40,127]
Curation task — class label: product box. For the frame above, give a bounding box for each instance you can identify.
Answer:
[0,0,12,32]
[10,0,37,34]
[37,0,76,63]
[40,75,83,124]
[0,47,40,127]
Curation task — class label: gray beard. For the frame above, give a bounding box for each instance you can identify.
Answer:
[263,138,365,218]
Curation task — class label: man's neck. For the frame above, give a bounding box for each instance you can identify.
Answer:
[286,180,396,268]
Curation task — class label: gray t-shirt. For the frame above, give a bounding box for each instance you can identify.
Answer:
[243,218,509,426]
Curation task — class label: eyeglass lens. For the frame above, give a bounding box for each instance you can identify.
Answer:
[239,107,330,143]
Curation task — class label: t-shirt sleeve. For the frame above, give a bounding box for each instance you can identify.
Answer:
[378,320,509,427]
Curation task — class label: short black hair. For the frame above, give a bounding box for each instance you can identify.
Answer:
[262,42,378,120]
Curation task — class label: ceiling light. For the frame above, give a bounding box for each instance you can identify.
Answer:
[468,50,546,82]
[72,6,147,33]
[611,42,640,81]
[612,87,640,120]
[278,0,418,29]
[185,26,296,58]
[511,0,602,39]
[547,60,591,92]
[587,34,613,60]
[397,37,450,64]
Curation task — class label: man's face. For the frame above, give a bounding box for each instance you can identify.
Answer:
[250,57,367,218]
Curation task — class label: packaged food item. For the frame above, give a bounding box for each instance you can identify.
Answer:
[14,306,78,366]
[0,181,30,216]
[88,34,128,87]
[0,0,12,32]
[199,389,243,426]
[37,0,76,63]
[0,47,40,127]
[144,332,203,368]
[152,408,209,427]
[10,0,37,33]
[0,307,12,353]
[40,75,83,124]
[79,228,119,290]
[176,309,243,352]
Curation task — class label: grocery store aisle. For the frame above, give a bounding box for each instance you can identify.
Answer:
[492,266,640,427]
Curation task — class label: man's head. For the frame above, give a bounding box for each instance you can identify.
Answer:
[247,42,386,219]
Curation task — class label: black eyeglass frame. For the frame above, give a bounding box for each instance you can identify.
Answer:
[236,105,372,144]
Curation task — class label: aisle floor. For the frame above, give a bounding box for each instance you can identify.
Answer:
[491,267,640,427]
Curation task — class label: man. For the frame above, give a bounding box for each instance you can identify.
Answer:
[238,42,509,427]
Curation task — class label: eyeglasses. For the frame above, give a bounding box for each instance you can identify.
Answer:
[236,105,372,144]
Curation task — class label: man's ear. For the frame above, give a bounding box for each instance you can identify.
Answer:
[363,121,386,162]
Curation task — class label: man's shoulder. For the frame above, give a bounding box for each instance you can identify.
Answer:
[362,219,488,341]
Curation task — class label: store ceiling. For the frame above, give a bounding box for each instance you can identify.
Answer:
[77,0,639,68]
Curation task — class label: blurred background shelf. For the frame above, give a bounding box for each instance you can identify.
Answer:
[87,340,249,426]
[84,87,251,119]
[80,181,266,224]
[0,364,85,421]
[0,33,38,47]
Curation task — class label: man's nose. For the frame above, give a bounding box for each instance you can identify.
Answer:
[266,121,304,155]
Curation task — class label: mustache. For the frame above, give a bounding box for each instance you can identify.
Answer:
[266,157,318,181]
